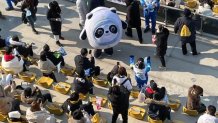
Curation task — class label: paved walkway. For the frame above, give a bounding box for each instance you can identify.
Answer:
[0,0,218,123]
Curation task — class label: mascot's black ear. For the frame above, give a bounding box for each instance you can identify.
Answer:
[110,7,117,13]
[121,21,127,29]
[86,13,93,20]
[79,29,87,40]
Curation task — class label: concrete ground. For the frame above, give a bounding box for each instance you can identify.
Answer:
[0,0,218,123]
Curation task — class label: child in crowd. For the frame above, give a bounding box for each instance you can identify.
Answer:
[133,56,151,90]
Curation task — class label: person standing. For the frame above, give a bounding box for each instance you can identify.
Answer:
[125,0,143,44]
[140,0,159,34]
[155,25,169,70]
[174,8,200,55]
[76,0,89,27]
[21,0,39,34]
[107,85,129,123]
[47,1,65,47]
[5,0,18,11]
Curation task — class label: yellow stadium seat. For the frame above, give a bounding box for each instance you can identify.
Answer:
[0,113,7,122]
[53,82,71,95]
[36,77,53,88]
[213,5,218,14]
[18,72,36,83]
[130,90,139,98]
[89,95,108,107]
[186,0,197,8]
[213,0,218,4]
[91,113,106,123]
[92,77,108,87]
[128,106,146,120]
[147,116,163,123]
[108,102,113,110]
[172,120,185,123]
[3,68,15,75]
[60,67,75,76]
[169,98,181,111]
[45,103,64,116]
[182,106,198,116]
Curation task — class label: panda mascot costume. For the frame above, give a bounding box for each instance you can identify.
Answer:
[79,7,127,58]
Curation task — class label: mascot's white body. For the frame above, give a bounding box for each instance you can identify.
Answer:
[79,7,127,58]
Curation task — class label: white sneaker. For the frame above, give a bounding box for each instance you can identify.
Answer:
[159,66,167,71]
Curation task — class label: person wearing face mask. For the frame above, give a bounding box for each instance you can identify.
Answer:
[155,25,169,70]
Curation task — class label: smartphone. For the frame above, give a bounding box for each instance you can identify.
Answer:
[89,50,92,54]
[117,62,120,65]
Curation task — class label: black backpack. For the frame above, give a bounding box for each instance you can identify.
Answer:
[119,78,131,97]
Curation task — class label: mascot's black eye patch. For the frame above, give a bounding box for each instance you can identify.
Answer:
[109,25,117,34]
[95,28,104,38]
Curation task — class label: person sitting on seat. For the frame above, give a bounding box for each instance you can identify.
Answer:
[74,68,94,95]
[21,87,52,104]
[1,46,26,73]
[26,98,56,123]
[147,93,172,123]
[68,109,91,123]
[0,85,21,115]
[187,85,206,113]
[197,105,218,123]
[42,44,65,66]
[74,48,100,77]
[112,67,132,92]
[145,80,159,99]
[37,52,57,83]
[62,92,82,114]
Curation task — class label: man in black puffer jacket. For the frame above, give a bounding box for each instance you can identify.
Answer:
[174,8,200,56]
[108,85,129,123]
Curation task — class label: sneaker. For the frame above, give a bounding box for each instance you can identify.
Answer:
[159,66,167,70]
[59,36,65,40]
[125,32,133,37]
[144,28,150,33]
[56,41,63,47]
[5,7,14,11]
[192,52,200,55]
[32,29,38,34]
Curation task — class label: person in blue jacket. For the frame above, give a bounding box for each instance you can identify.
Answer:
[140,0,159,34]
[133,56,151,90]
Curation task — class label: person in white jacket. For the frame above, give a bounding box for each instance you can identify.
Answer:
[76,0,89,27]
[1,47,25,74]
[198,105,218,123]
[112,67,132,91]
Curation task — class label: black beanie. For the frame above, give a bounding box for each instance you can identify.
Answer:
[184,8,192,17]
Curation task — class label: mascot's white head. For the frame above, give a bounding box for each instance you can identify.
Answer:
[79,7,127,49]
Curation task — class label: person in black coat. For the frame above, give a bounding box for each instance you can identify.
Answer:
[47,1,64,47]
[108,85,129,123]
[42,44,65,66]
[125,0,143,44]
[74,48,100,77]
[62,92,82,113]
[174,8,199,56]
[156,25,169,70]
[73,68,94,95]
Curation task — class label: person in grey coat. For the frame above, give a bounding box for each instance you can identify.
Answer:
[76,0,88,27]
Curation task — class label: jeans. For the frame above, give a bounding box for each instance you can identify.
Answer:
[145,11,157,33]
[159,55,166,67]
[6,0,15,8]
[126,26,143,41]
[26,14,36,30]
[112,109,128,123]
[181,41,197,55]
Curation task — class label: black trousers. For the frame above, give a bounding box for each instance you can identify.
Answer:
[126,26,143,41]
[182,41,197,55]
[112,109,128,123]
[43,72,57,83]
[159,55,166,67]
[11,99,21,112]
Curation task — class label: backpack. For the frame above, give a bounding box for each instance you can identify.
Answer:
[119,78,131,97]
[180,24,191,37]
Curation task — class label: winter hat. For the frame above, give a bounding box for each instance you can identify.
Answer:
[8,111,21,119]
[184,8,192,17]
